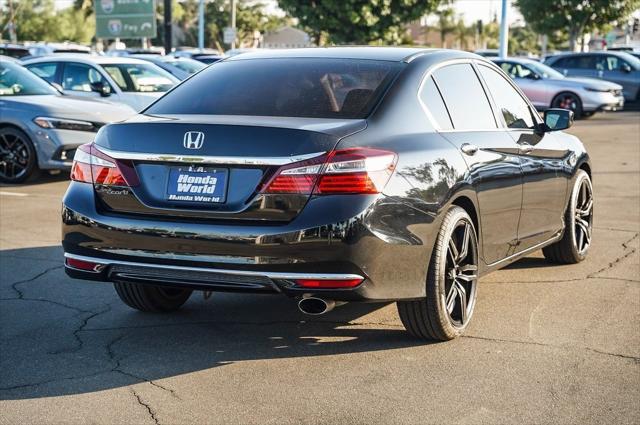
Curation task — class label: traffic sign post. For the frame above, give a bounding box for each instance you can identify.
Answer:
[95,0,157,39]
[223,27,237,45]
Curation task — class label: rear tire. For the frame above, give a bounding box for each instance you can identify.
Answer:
[397,206,479,341]
[543,170,593,264]
[114,282,192,312]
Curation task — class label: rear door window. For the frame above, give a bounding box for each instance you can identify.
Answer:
[432,63,497,130]
[478,65,535,129]
[419,76,453,130]
[146,58,403,119]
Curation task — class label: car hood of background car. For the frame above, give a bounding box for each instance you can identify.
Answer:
[549,76,623,91]
[5,94,136,123]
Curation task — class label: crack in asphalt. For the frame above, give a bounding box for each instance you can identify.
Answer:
[131,389,161,425]
[462,335,640,362]
[48,304,113,355]
[6,265,64,300]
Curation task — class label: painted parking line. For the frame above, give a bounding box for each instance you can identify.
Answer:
[0,191,28,197]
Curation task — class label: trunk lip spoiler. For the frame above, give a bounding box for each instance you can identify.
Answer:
[95,146,326,166]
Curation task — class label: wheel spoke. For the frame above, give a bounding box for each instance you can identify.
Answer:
[448,238,459,265]
[457,264,478,282]
[445,283,457,314]
[457,223,470,263]
[455,280,468,324]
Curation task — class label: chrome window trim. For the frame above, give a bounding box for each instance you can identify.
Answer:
[94,146,326,166]
[64,253,365,281]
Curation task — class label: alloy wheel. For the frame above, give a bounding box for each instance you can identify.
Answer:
[444,219,478,327]
[555,94,579,113]
[574,177,593,255]
[0,131,31,182]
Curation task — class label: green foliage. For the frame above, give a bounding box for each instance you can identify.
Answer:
[278,0,444,45]
[165,0,289,50]
[1,0,95,43]
[516,0,640,49]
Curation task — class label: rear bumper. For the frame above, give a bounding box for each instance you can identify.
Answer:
[62,182,438,301]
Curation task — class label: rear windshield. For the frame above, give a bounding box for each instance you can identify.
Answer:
[146,58,403,119]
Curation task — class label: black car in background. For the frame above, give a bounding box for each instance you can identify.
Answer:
[62,48,593,341]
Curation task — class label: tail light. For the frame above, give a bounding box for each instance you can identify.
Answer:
[294,278,364,289]
[71,143,138,187]
[262,148,397,195]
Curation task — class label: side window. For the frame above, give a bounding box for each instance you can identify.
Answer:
[603,55,629,71]
[432,63,496,130]
[102,65,128,90]
[26,63,58,83]
[419,76,453,130]
[62,63,105,92]
[499,62,517,78]
[478,65,535,129]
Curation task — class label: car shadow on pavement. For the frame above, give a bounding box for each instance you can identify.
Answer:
[0,172,70,188]
[1,245,431,400]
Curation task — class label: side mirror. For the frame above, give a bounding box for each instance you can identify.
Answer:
[90,81,111,97]
[621,63,632,73]
[543,108,574,132]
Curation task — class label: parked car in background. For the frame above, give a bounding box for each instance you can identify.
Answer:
[0,58,135,183]
[224,48,259,57]
[20,42,92,60]
[0,43,30,59]
[62,48,593,342]
[22,56,179,111]
[173,48,225,64]
[544,51,640,101]
[131,55,206,80]
[106,47,165,57]
[492,57,624,118]
[474,49,499,58]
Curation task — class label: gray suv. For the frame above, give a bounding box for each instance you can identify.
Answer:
[544,51,640,101]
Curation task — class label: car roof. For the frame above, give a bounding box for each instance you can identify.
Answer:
[22,55,152,65]
[226,47,456,62]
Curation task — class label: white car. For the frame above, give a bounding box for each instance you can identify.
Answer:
[22,55,179,111]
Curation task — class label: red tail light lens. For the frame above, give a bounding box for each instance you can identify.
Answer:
[294,278,364,288]
[65,257,103,272]
[70,143,138,187]
[262,148,396,195]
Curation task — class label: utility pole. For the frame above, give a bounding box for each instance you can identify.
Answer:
[164,0,172,54]
[7,0,17,43]
[231,0,237,49]
[198,0,205,50]
[498,0,509,58]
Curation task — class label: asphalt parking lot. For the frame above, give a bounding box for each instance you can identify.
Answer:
[0,112,638,425]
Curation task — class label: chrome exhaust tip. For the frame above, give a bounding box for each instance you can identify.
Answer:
[298,297,336,315]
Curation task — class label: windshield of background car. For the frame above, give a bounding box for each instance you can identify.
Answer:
[101,63,176,92]
[146,58,403,119]
[526,61,564,79]
[164,58,206,74]
[0,61,58,96]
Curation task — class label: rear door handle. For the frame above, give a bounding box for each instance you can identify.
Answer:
[460,143,479,156]
[519,143,534,154]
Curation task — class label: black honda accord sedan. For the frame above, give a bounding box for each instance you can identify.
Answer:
[62,48,593,341]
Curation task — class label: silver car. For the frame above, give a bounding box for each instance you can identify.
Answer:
[21,55,179,111]
[0,58,135,183]
[543,51,640,101]
[492,57,624,118]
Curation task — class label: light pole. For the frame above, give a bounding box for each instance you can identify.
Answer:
[498,0,509,58]
[198,0,205,50]
[230,0,237,49]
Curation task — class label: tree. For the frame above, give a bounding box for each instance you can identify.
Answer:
[278,0,444,45]
[434,6,456,48]
[516,0,640,51]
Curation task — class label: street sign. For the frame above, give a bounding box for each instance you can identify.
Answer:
[223,27,237,44]
[95,0,156,39]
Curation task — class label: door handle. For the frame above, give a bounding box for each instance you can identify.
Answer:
[519,142,534,154]
[460,143,479,156]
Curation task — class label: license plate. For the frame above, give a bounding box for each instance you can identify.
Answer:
[166,168,228,203]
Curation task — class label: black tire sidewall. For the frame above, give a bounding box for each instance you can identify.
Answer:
[567,170,592,262]
[0,127,38,184]
[552,93,583,118]
[429,206,479,339]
